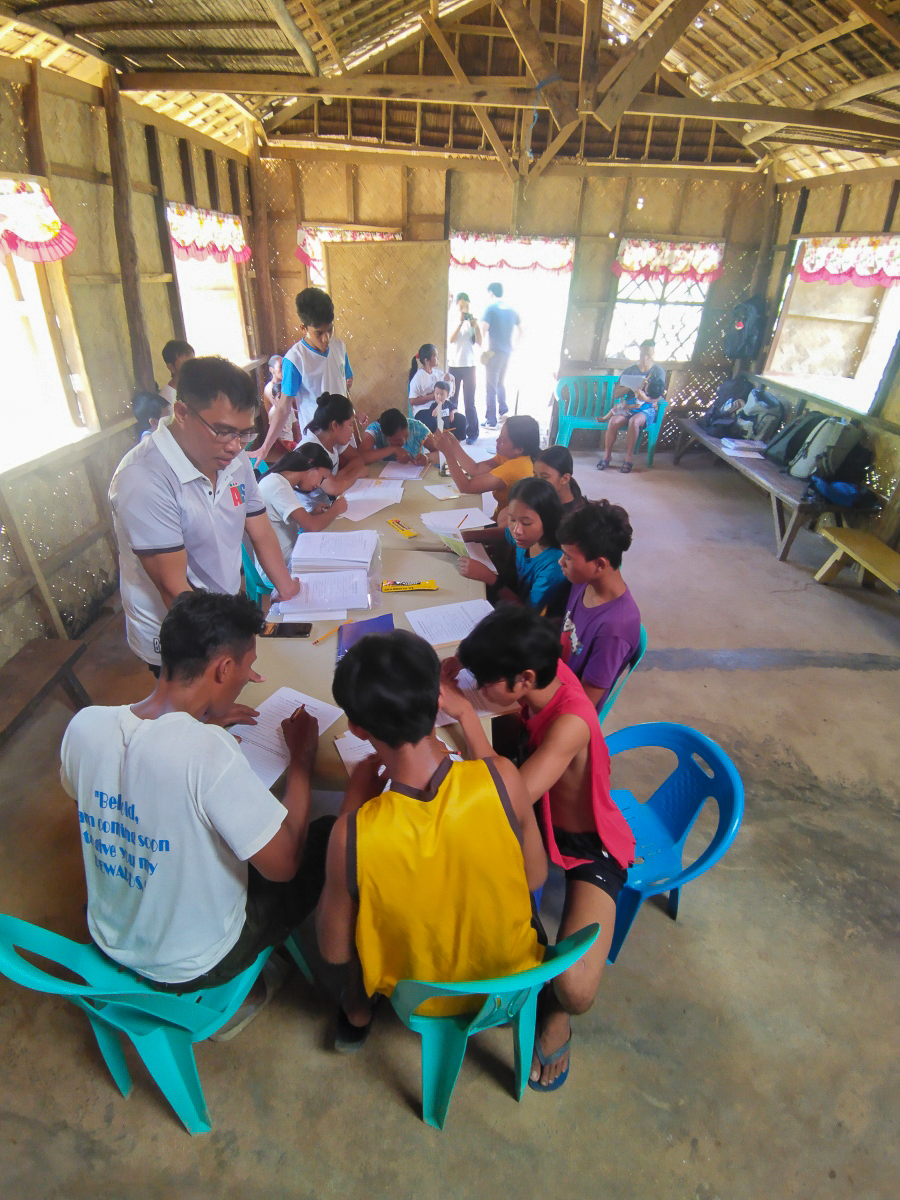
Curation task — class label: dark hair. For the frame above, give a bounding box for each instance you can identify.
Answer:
[507,477,564,549]
[270,442,333,476]
[487,282,503,298]
[639,338,655,350]
[268,354,283,371]
[458,605,559,690]
[131,390,168,434]
[162,339,193,369]
[433,379,451,394]
[379,407,409,438]
[307,392,354,434]
[503,414,541,460]
[177,356,257,413]
[409,343,438,384]
[159,592,264,683]
[296,287,334,326]
[456,292,470,303]
[535,446,583,504]
[558,499,633,570]
[332,631,440,748]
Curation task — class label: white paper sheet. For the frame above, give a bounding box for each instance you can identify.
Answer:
[341,496,397,523]
[232,687,343,786]
[334,730,375,774]
[482,489,497,518]
[380,461,426,480]
[405,598,494,647]
[434,532,495,573]
[435,667,517,725]
[345,478,405,500]
[424,483,460,501]
[721,446,763,459]
[290,530,378,570]
[420,508,492,534]
[274,570,370,614]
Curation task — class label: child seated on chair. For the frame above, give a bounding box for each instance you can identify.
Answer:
[309,630,546,1051]
[441,605,635,1091]
[598,338,665,475]
[557,501,642,712]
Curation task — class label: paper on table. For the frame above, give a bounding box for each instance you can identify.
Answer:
[232,687,343,786]
[482,489,497,519]
[421,508,492,533]
[435,532,495,572]
[721,446,763,458]
[424,483,460,501]
[405,598,493,647]
[380,461,426,480]
[341,496,397,523]
[274,570,370,614]
[267,608,347,622]
[290,529,378,570]
[334,730,374,774]
[345,477,405,498]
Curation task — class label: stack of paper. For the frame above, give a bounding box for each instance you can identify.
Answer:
[424,483,460,501]
[405,598,493,647]
[231,687,343,786]
[290,530,378,571]
[270,569,370,616]
[420,508,493,534]
[380,461,426,481]
[341,478,405,523]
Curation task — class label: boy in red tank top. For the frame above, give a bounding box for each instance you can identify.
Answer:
[441,605,635,1092]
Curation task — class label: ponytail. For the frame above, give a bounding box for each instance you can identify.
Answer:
[306,392,354,434]
[409,343,437,384]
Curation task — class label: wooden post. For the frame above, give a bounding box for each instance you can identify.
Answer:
[247,126,278,356]
[145,123,187,342]
[102,69,155,391]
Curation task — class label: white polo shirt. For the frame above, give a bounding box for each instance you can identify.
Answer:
[109,423,265,666]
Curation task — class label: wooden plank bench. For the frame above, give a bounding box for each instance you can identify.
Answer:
[814,527,900,593]
[0,639,92,752]
[673,417,845,562]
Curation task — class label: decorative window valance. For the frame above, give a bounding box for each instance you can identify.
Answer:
[0,179,76,262]
[797,235,900,288]
[450,232,575,273]
[166,202,251,263]
[295,225,400,287]
[613,238,725,284]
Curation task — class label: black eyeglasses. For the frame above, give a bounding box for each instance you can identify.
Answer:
[185,406,256,446]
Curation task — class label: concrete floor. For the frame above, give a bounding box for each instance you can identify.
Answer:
[0,444,897,1200]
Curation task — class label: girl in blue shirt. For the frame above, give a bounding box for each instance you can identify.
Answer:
[360,407,438,466]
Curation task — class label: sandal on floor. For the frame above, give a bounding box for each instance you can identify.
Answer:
[210,954,291,1042]
[528,1030,572,1092]
[619,461,634,474]
[596,459,610,471]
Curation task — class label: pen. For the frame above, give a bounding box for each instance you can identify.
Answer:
[313,619,350,646]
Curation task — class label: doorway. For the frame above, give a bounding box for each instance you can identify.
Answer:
[448,233,575,439]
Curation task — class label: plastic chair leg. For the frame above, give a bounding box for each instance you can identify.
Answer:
[511,989,539,1101]
[130,1026,211,1135]
[86,1014,133,1098]
[283,933,315,985]
[666,886,680,921]
[417,1019,471,1130]
[607,887,644,964]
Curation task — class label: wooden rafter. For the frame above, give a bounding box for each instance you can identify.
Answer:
[743,68,900,145]
[297,0,347,72]
[844,0,900,52]
[0,1,115,65]
[261,0,320,77]
[494,0,578,129]
[579,0,604,111]
[421,14,517,182]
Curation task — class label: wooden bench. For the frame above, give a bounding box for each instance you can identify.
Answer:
[0,639,92,752]
[814,527,900,593]
[673,417,845,562]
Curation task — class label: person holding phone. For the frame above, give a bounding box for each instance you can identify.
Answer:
[448,292,483,444]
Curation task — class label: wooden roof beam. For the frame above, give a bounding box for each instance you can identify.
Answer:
[743,68,900,145]
[844,0,900,52]
[0,1,116,66]
[71,20,280,36]
[297,0,347,72]
[579,0,604,111]
[261,0,320,77]
[494,0,578,129]
[594,0,711,131]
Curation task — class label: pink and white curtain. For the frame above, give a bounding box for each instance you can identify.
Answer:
[296,225,400,287]
[166,202,251,263]
[450,232,575,273]
[613,238,725,284]
[797,235,900,287]
[0,179,76,262]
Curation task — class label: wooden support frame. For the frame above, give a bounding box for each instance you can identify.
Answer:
[844,0,900,52]
[247,126,278,356]
[579,0,604,111]
[144,123,187,342]
[495,0,578,130]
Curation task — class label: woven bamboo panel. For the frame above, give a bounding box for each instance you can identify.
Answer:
[679,179,734,238]
[263,159,293,215]
[561,303,600,363]
[519,176,582,237]
[158,131,185,204]
[47,535,117,638]
[408,167,445,217]
[297,160,347,222]
[0,82,27,173]
[70,285,131,424]
[14,464,99,559]
[272,273,304,352]
[777,192,800,242]
[42,92,94,170]
[716,245,756,293]
[191,141,210,210]
[570,238,617,302]
[355,164,402,225]
[125,118,151,186]
[216,155,233,214]
[802,185,843,233]
[0,594,51,671]
[0,520,24,591]
[766,248,788,305]
[843,180,894,232]
[728,181,767,244]
[323,240,450,418]
[449,170,514,233]
[52,177,106,274]
[579,177,628,236]
[142,282,175,381]
[133,192,165,274]
[625,177,683,236]
[270,215,300,269]
[93,105,111,175]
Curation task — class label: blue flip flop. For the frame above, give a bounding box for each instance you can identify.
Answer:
[528,1031,572,1092]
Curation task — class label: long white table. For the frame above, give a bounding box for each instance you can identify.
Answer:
[238,464,488,789]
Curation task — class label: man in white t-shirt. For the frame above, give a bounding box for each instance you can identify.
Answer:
[109,356,301,671]
[253,287,353,462]
[448,292,483,444]
[158,338,194,412]
[61,591,333,1007]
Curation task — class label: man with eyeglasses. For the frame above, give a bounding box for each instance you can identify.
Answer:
[109,356,301,673]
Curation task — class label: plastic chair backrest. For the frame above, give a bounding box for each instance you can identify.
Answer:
[554,376,614,421]
[241,544,273,604]
[596,624,647,725]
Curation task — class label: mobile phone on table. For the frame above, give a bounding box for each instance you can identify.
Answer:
[261,622,312,638]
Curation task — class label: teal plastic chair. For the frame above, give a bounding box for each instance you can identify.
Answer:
[554,375,617,448]
[596,398,669,467]
[596,625,648,726]
[0,915,272,1134]
[241,544,273,606]
[389,923,600,1129]
[604,723,744,963]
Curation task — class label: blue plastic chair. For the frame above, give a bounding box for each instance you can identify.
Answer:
[0,915,272,1134]
[596,398,669,467]
[604,722,744,963]
[241,544,273,606]
[389,923,600,1129]
[554,375,617,448]
[596,624,648,726]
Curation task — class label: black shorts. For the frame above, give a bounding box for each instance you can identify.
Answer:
[553,827,628,902]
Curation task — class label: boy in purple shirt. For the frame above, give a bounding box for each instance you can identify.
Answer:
[557,501,641,710]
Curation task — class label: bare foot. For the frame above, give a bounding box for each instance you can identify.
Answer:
[530,1009,572,1088]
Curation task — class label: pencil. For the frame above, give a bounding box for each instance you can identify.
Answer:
[313,619,350,646]
[457,515,467,529]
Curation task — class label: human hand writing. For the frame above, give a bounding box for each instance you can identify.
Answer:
[282,705,319,771]
[330,496,348,518]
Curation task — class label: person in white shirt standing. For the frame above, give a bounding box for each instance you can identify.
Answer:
[61,591,333,1029]
[158,338,194,414]
[447,292,483,444]
[109,356,301,673]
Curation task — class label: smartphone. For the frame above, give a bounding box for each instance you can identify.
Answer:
[261,622,312,638]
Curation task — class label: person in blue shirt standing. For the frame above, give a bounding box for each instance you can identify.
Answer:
[481,282,521,430]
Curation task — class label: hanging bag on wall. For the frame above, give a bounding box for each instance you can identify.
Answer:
[724,297,765,361]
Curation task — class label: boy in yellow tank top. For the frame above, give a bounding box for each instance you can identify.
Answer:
[313,630,547,1048]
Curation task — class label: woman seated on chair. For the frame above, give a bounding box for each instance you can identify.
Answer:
[597,338,666,475]
[442,605,635,1092]
[408,343,467,440]
[359,407,439,467]
[256,442,348,571]
[557,501,642,711]
[434,414,540,521]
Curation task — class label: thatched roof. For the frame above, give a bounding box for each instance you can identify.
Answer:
[3,1,900,178]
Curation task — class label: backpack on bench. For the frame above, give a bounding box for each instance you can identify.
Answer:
[787,417,867,482]
[698,378,753,438]
[764,411,829,468]
[736,388,784,443]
